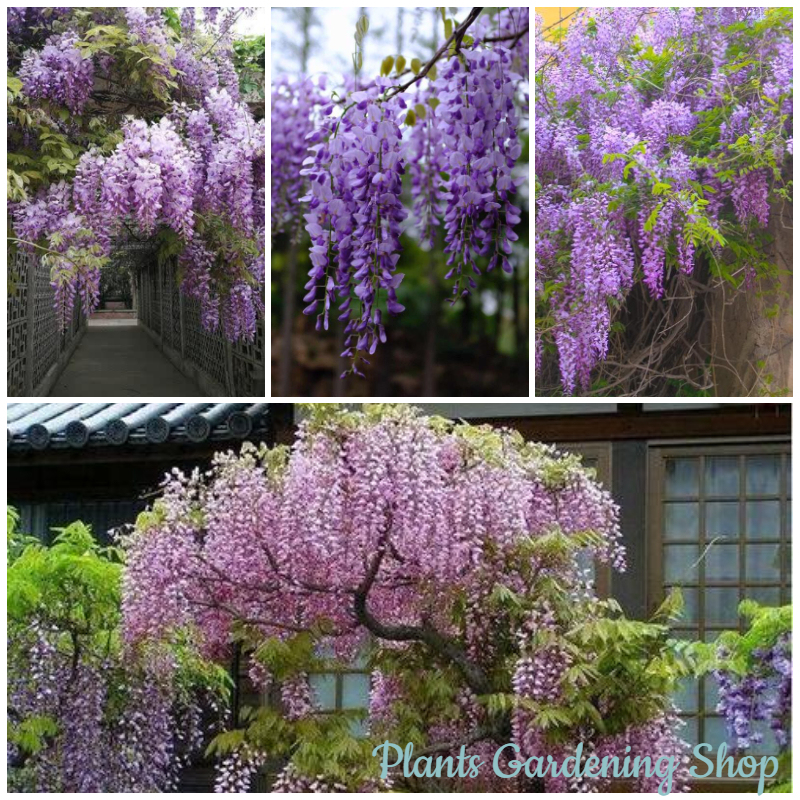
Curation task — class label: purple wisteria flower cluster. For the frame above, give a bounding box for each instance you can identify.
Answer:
[271,76,328,237]
[715,633,791,750]
[8,8,264,341]
[272,8,529,377]
[438,48,523,296]
[536,7,793,394]
[18,31,94,113]
[301,87,408,374]
[7,618,206,792]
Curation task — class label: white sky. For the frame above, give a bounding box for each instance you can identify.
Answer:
[232,6,267,37]
[270,7,462,80]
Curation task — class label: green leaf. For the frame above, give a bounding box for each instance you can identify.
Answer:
[428,96,440,110]
[380,56,394,77]
[404,109,416,127]
[444,18,453,39]
[410,57,421,75]
[643,203,664,233]
[652,588,685,623]
[652,181,671,196]
[428,64,437,81]
[7,76,22,93]
[414,103,426,119]
[395,55,406,73]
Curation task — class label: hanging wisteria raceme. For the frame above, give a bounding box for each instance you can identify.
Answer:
[437,48,523,296]
[6,510,226,795]
[536,7,793,394]
[8,8,264,341]
[301,88,408,375]
[273,8,529,376]
[715,632,792,751]
[8,619,211,792]
[271,76,327,237]
[120,405,695,792]
[12,181,104,326]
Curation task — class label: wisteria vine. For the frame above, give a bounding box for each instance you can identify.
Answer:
[272,7,529,377]
[535,7,793,395]
[7,7,264,340]
[121,404,697,792]
[708,602,792,757]
[7,515,228,792]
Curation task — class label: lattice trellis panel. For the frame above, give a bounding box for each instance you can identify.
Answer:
[7,249,86,396]
[232,315,265,396]
[183,296,230,389]
[151,262,161,335]
[7,250,30,396]
[171,269,182,353]
[135,257,265,396]
[31,257,60,389]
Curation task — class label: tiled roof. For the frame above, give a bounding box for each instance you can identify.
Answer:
[7,403,271,451]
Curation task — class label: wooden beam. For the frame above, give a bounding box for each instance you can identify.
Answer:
[471,405,790,443]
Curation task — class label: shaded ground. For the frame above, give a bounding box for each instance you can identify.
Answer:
[271,329,529,397]
[49,319,204,397]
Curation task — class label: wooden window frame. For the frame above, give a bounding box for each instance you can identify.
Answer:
[647,441,791,771]
[307,665,372,717]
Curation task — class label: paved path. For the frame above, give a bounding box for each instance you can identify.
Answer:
[49,320,204,396]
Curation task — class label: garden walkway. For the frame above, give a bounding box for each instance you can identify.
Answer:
[48,318,204,397]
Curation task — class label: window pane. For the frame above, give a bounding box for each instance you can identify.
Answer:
[673,678,698,713]
[706,501,739,539]
[749,721,778,756]
[705,588,739,625]
[705,457,739,496]
[746,586,781,606]
[665,458,699,497]
[341,673,371,709]
[309,673,337,710]
[704,677,720,713]
[664,545,699,583]
[704,544,738,581]
[664,503,699,540]
[705,717,731,750]
[746,544,781,581]
[746,501,781,539]
[681,717,698,747]
[746,456,780,496]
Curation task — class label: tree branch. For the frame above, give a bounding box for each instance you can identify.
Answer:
[483,24,530,45]
[351,537,492,696]
[383,7,484,101]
